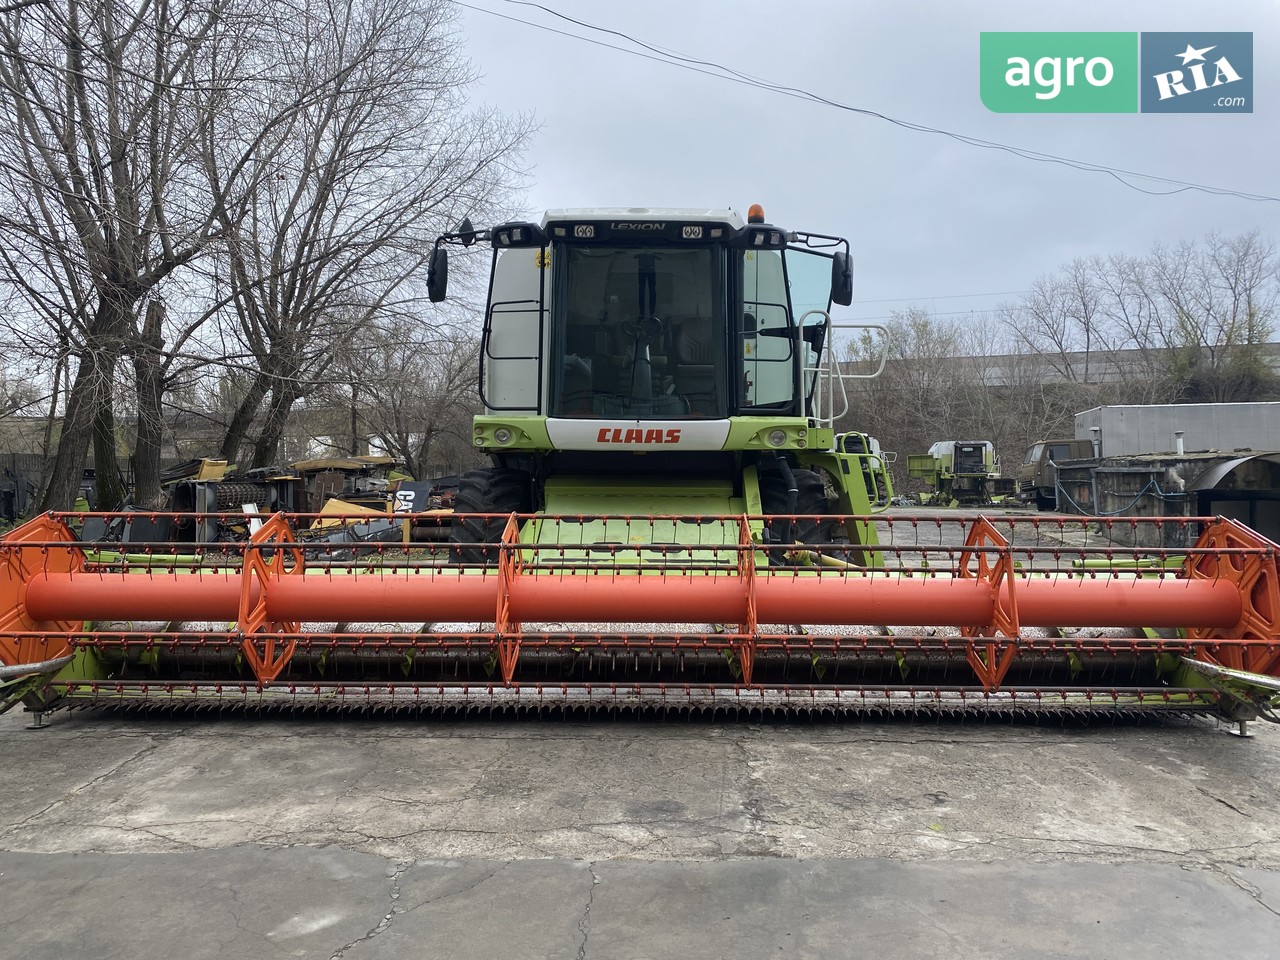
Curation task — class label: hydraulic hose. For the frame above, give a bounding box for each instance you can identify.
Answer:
[773,452,799,547]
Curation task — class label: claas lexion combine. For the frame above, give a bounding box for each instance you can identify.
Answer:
[4,206,1280,723]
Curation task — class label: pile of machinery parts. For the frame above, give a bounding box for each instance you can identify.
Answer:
[153,455,415,543]
[55,455,436,550]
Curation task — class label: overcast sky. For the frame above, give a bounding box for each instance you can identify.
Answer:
[451,0,1277,331]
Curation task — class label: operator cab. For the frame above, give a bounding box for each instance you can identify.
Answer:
[428,206,853,423]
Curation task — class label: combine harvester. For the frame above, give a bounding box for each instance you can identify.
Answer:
[907,440,1002,506]
[3,206,1280,725]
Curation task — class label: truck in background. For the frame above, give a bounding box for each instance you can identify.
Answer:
[1017,438,1095,509]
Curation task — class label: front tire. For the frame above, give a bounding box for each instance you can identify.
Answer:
[450,468,532,564]
[758,466,832,565]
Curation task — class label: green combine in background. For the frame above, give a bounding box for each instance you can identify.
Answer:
[907,440,1002,506]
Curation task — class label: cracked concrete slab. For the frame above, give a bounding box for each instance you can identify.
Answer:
[0,846,392,960]
[0,721,188,829]
[1,851,1277,960]
[576,859,1280,960]
[4,712,1278,867]
[1228,867,1280,918]
[344,859,588,959]
[3,710,1279,957]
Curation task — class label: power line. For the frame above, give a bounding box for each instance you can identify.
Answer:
[856,290,1028,305]
[849,308,1010,323]
[458,0,1278,204]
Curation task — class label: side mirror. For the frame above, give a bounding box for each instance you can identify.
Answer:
[427,246,448,302]
[459,217,476,247]
[830,251,853,306]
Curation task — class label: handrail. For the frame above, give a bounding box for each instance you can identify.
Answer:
[806,321,890,428]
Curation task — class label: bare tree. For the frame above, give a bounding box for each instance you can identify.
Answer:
[838,308,971,480]
[339,317,482,479]
[0,0,250,508]
[950,313,1038,464]
[0,369,40,420]
[1093,252,1181,402]
[206,0,530,468]
[1006,259,1112,385]
[1149,232,1279,402]
[839,305,1112,477]
[1011,234,1279,406]
[0,285,44,422]
[836,233,1278,478]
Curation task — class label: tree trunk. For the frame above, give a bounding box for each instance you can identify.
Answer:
[131,300,167,509]
[39,353,102,510]
[251,382,300,468]
[36,350,65,500]
[42,294,133,510]
[92,391,127,510]
[218,373,270,465]
[349,383,359,456]
[409,428,435,482]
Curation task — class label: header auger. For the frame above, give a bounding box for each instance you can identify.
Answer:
[5,205,1280,723]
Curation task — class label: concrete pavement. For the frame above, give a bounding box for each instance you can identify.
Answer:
[2,710,1278,958]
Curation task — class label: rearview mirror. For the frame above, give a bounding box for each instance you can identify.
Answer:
[830,251,853,306]
[427,246,448,302]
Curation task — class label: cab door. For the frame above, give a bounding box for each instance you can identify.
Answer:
[783,246,837,405]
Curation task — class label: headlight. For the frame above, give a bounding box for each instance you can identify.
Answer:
[494,427,513,445]
[767,429,787,447]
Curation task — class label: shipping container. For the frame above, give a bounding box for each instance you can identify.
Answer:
[1075,403,1280,458]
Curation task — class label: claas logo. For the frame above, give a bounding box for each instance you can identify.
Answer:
[596,427,682,444]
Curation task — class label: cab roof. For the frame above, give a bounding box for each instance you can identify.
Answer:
[542,207,746,230]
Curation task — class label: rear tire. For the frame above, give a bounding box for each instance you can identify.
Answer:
[450,468,532,564]
[759,466,832,565]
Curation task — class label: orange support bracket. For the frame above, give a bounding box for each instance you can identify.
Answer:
[495,513,523,685]
[735,516,758,686]
[237,513,301,685]
[1185,518,1280,676]
[958,517,1021,690]
[0,514,83,670]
